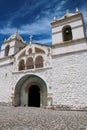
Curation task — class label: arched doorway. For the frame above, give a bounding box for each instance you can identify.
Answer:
[14,75,47,107]
[28,85,40,107]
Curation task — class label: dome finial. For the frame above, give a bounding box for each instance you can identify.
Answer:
[76,7,79,13]
[53,16,57,22]
[66,9,69,17]
[29,35,33,44]
[16,29,18,36]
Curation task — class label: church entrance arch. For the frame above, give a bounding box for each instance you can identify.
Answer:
[14,75,47,107]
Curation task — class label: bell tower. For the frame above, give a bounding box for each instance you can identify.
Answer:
[0,31,26,58]
[51,9,86,45]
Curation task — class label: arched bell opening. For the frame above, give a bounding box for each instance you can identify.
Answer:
[62,25,73,41]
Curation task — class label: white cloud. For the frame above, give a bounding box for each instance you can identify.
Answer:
[20,17,51,35]
[0,27,17,34]
[0,15,52,36]
[9,0,48,21]
[55,0,66,11]
[0,16,52,45]
[0,0,68,44]
[34,38,52,45]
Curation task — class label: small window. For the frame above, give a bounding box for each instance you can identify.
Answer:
[19,59,25,70]
[5,45,10,56]
[35,48,45,53]
[35,56,43,68]
[26,57,34,69]
[62,25,73,41]
[29,48,32,54]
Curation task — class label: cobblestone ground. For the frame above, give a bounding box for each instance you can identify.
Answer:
[0,106,87,130]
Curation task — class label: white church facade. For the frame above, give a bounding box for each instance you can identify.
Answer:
[0,9,87,109]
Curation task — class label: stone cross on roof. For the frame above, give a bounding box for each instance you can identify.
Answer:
[30,35,33,44]
[66,9,69,17]
[76,8,79,13]
[16,30,18,35]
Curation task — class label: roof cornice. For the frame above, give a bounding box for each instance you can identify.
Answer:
[52,37,87,48]
[51,13,82,27]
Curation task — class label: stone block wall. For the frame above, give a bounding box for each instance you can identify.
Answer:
[51,51,87,108]
[0,64,14,104]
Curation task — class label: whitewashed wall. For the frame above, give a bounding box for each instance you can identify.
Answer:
[51,51,87,107]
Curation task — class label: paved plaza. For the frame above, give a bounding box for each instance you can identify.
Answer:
[0,106,87,130]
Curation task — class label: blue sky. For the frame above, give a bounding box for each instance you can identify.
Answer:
[0,0,87,46]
